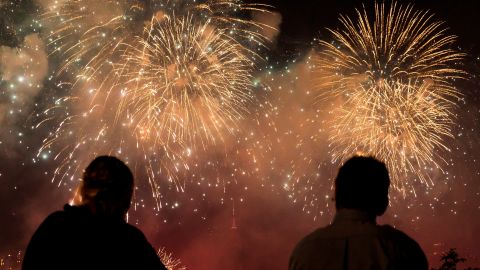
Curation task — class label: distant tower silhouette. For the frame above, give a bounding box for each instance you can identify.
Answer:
[231,200,238,230]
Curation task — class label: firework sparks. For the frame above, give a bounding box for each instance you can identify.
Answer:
[158,247,186,270]
[36,0,269,210]
[40,0,132,79]
[329,80,455,191]
[115,14,254,147]
[314,2,465,192]
[40,0,271,81]
[0,250,22,269]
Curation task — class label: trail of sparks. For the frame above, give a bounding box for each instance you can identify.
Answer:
[158,247,187,270]
[313,1,465,193]
[36,0,269,210]
[114,14,254,147]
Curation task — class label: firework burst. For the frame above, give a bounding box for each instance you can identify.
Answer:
[329,80,455,191]
[158,247,186,270]
[114,14,254,147]
[36,0,269,209]
[40,0,271,81]
[40,0,133,78]
[314,1,465,192]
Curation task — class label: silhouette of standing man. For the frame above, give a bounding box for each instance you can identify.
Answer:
[23,156,167,270]
[289,156,428,270]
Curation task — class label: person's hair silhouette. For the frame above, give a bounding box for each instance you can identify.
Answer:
[80,156,134,218]
[289,155,428,270]
[335,156,390,216]
[22,156,167,270]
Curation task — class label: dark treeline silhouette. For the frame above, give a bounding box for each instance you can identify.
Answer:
[432,248,480,270]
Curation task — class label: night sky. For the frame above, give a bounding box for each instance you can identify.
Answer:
[1,0,480,269]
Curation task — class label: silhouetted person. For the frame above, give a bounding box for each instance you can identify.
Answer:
[23,156,167,270]
[289,156,428,270]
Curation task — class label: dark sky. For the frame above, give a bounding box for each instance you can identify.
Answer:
[264,0,480,56]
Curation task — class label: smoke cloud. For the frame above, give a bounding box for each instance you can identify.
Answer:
[253,11,282,44]
[0,33,48,156]
[0,33,48,102]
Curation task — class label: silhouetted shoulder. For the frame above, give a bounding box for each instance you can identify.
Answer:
[291,225,331,254]
[289,225,337,270]
[35,210,67,230]
[23,206,167,270]
[121,223,168,270]
[378,225,429,270]
[24,209,68,245]
[22,210,70,270]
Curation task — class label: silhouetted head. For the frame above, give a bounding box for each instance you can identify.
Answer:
[335,156,390,216]
[79,156,134,219]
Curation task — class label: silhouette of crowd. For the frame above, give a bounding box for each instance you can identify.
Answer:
[23,155,428,269]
